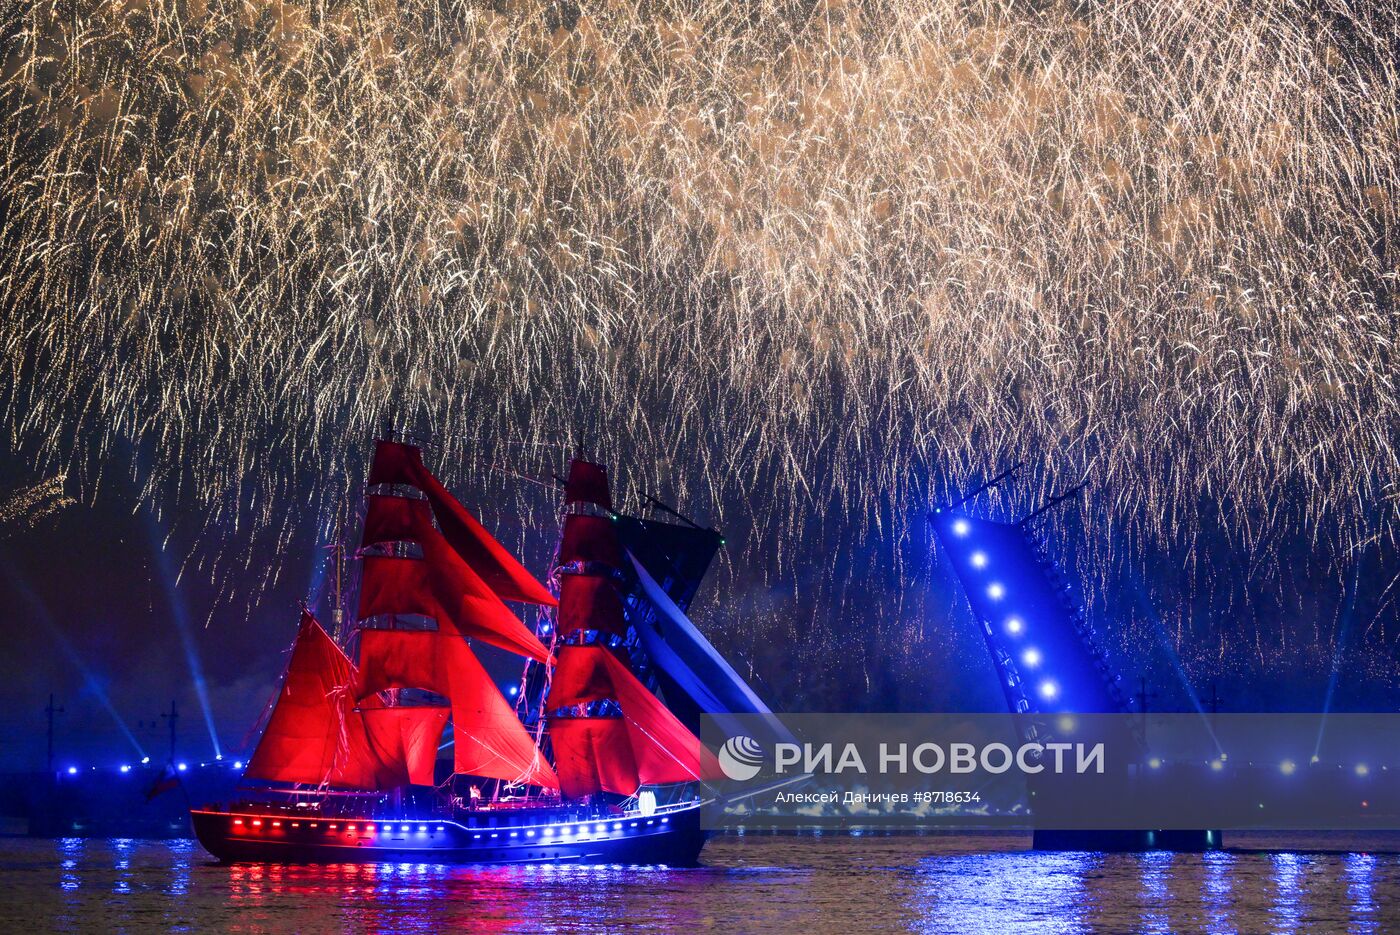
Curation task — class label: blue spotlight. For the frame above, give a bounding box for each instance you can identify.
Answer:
[1037,680,1058,700]
[1021,648,1041,668]
[141,756,150,764]
[1147,757,1162,769]
[1279,759,1296,775]
[1356,763,1370,777]
[986,582,1005,600]
[507,685,518,698]
[1005,616,1024,635]
[233,760,243,769]
[952,519,970,536]
[1210,759,1224,771]
[66,766,78,775]
[177,762,188,772]
[970,551,988,569]
[120,764,131,774]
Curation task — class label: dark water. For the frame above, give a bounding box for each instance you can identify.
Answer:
[1,833,1398,933]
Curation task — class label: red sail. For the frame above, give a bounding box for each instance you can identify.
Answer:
[361,493,433,546]
[244,612,421,790]
[549,718,638,798]
[557,573,627,638]
[367,440,556,607]
[357,550,551,663]
[361,703,449,786]
[550,645,721,787]
[564,459,613,508]
[560,515,623,567]
[355,628,559,790]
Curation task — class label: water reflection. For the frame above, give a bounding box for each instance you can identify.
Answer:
[3,835,1400,934]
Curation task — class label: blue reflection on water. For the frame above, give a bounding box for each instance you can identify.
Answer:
[1271,852,1305,934]
[1345,853,1377,935]
[908,851,1093,933]
[1202,850,1236,934]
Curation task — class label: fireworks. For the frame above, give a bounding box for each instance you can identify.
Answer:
[1,1,1397,693]
[0,476,74,538]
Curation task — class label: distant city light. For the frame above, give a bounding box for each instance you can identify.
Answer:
[970,551,988,569]
[1005,617,1024,635]
[1279,759,1296,775]
[1021,648,1041,668]
[952,519,970,537]
[986,582,1005,600]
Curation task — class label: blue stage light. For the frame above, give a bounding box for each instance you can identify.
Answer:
[1279,759,1296,775]
[120,764,131,773]
[66,766,78,775]
[1021,648,1041,668]
[177,762,188,771]
[1005,616,1024,635]
[986,582,1005,600]
[1037,680,1058,700]
[141,756,150,764]
[1210,759,1224,771]
[215,754,223,761]
[1356,763,1370,777]
[952,519,970,536]
[233,760,243,769]
[1147,757,1162,769]
[507,685,518,697]
[970,551,988,569]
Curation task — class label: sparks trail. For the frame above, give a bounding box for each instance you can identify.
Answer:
[1,0,1397,693]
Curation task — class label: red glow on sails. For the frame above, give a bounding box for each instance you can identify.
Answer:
[355,628,559,790]
[244,612,439,790]
[557,573,627,638]
[357,548,551,664]
[367,440,555,606]
[549,718,638,798]
[361,702,449,787]
[563,460,612,508]
[550,645,721,789]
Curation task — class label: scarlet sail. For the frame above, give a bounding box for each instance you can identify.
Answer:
[358,493,551,663]
[547,459,720,797]
[551,645,721,789]
[355,628,559,790]
[244,612,442,790]
[367,440,556,606]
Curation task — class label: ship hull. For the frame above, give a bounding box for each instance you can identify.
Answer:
[190,802,708,866]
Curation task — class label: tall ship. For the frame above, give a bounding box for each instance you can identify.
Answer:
[192,437,775,864]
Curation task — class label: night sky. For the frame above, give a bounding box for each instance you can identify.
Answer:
[3,2,1398,770]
